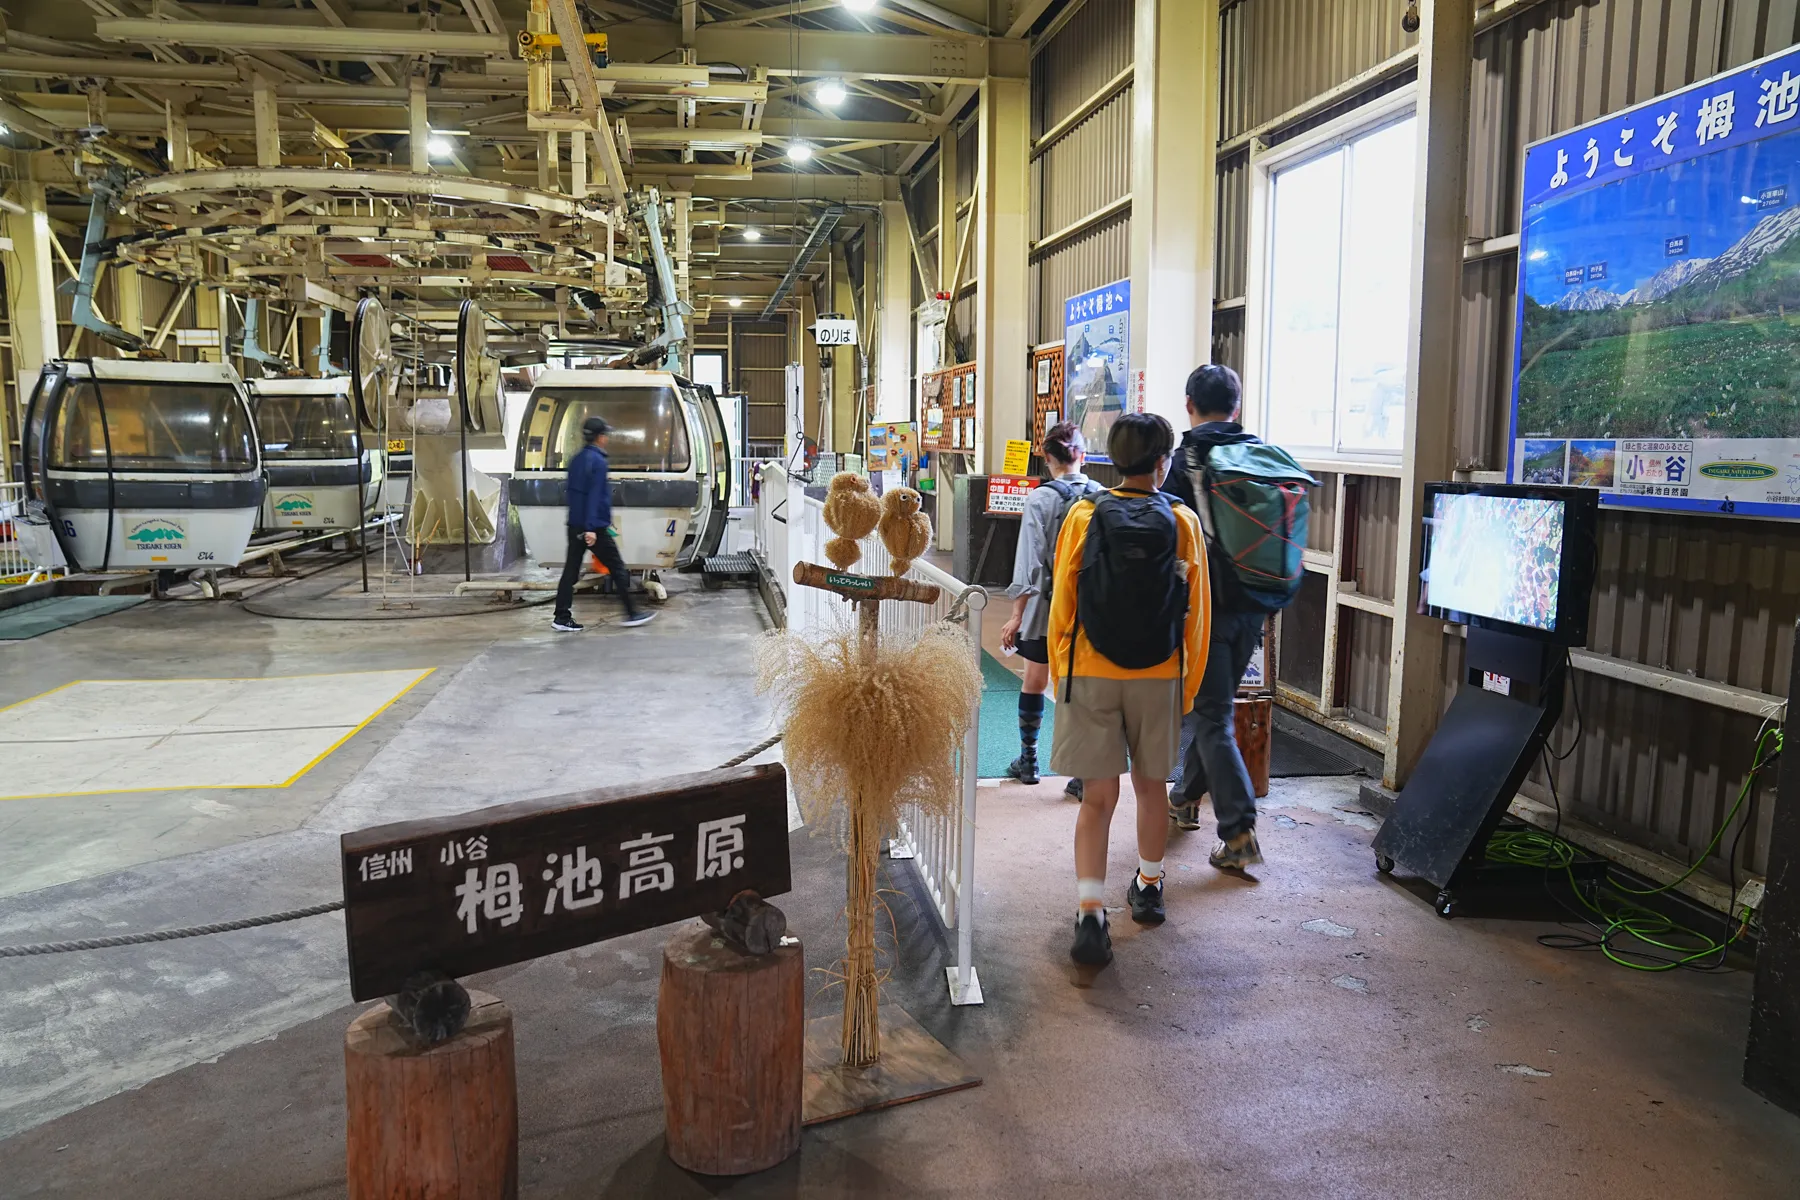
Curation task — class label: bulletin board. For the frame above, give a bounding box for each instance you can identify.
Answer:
[921,361,979,455]
[1030,342,1066,451]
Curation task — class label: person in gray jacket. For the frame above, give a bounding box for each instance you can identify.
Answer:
[998,421,1102,795]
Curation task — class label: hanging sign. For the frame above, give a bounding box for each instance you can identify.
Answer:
[814,318,857,346]
[1064,280,1130,464]
[339,764,791,1000]
[1512,43,1800,519]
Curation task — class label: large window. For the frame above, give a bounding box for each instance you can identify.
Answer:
[50,380,256,473]
[515,386,692,472]
[254,391,360,460]
[1262,114,1416,457]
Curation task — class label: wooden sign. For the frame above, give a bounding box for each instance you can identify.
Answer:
[340,764,791,1000]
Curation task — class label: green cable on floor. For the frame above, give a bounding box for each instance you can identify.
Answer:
[1484,727,1781,973]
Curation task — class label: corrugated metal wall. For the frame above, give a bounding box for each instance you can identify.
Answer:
[1217,0,1800,880]
[1030,0,1135,344]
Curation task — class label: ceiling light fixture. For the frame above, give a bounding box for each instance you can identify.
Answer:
[743,227,763,241]
[428,135,454,158]
[843,0,878,12]
[728,297,744,308]
[789,141,815,163]
[816,80,848,107]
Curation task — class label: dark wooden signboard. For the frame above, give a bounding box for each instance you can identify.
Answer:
[340,763,791,1000]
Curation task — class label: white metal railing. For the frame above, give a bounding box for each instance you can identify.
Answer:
[756,463,988,1006]
[0,483,65,587]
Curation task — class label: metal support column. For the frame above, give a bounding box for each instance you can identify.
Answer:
[1383,0,1474,787]
[974,76,1029,475]
[4,182,60,401]
[1129,0,1219,430]
[878,199,913,425]
[409,72,430,173]
[253,72,280,167]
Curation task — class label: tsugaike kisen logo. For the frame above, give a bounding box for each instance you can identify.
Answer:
[126,517,187,551]
[1698,461,1778,481]
[273,493,315,514]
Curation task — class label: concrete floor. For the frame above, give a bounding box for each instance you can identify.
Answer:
[3,561,1799,1196]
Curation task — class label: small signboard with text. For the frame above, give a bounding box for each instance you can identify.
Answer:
[985,474,1039,516]
[1001,439,1032,476]
[339,764,791,999]
[814,318,857,346]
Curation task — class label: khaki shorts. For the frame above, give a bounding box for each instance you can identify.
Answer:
[1048,675,1183,781]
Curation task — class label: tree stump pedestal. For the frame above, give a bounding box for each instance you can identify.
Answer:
[658,921,804,1175]
[344,989,518,1200]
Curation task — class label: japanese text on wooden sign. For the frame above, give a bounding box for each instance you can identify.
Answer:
[986,474,1038,516]
[339,764,791,999]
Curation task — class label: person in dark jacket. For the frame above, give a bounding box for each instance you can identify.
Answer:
[553,416,655,631]
[1161,364,1265,870]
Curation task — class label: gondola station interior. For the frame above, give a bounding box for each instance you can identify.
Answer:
[12,0,1800,1195]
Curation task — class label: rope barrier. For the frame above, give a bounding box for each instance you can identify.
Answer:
[0,735,785,958]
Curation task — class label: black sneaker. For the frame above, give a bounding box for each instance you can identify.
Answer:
[1005,754,1040,785]
[1070,912,1112,966]
[551,617,584,632]
[1209,830,1265,871]
[1064,777,1084,801]
[1126,875,1166,924]
[1169,800,1202,830]
[618,611,656,628]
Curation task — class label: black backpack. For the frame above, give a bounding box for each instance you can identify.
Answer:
[1067,489,1188,690]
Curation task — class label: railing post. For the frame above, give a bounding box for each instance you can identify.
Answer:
[948,585,986,1007]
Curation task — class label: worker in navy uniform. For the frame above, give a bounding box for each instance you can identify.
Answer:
[553,415,655,631]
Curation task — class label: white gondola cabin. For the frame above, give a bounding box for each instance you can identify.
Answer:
[248,376,385,532]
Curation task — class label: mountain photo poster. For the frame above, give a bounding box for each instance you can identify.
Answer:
[1064,280,1130,465]
[1513,45,1800,518]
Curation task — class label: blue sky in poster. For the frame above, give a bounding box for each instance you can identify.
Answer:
[1522,124,1800,305]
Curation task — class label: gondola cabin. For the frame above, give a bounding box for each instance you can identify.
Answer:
[248,377,385,532]
[23,359,265,571]
[510,369,731,572]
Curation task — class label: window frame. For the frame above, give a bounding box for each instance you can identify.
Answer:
[1244,84,1418,470]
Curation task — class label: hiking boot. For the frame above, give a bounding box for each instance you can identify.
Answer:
[1064,777,1084,801]
[1126,875,1166,924]
[618,611,656,628]
[551,617,584,632]
[1209,830,1264,871]
[1169,800,1202,830]
[1005,754,1040,786]
[1070,912,1112,966]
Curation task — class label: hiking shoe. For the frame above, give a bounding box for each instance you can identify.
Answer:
[1127,876,1167,924]
[1064,777,1084,801]
[1209,831,1265,871]
[1169,800,1202,830]
[619,611,656,628]
[551,617,584,632]
[1005,754,1040,786]
[1070,913,1112,966]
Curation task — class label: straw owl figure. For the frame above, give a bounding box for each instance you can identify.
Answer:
[878,487,932,576]
[821,471,881,571]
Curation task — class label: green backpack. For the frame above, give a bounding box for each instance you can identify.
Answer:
[1188,440,1318,612]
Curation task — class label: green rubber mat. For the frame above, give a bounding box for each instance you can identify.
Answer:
[976,649,1061,780]
[0,595,149,641]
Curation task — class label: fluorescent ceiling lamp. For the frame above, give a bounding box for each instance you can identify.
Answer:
[743,227,762,241]
[816,80,848,107]
[728,297,743,308]
[428,135,454,158]
[843,0,878,11]
[788,141,815,163]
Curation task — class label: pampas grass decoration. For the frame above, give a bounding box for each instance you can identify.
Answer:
[756,619,981,1066]
[821,472,882,571]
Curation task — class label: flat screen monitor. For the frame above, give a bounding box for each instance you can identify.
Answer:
[1420,483,1597,646]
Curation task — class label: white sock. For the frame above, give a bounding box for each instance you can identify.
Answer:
[1077,877,1105,921]
[1138,858,1164,886]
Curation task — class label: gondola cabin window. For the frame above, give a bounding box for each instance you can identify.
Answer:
[254,391,359,459]
[518,387,692,472]
[50,380,256,472]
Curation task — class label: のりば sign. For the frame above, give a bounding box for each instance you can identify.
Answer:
[339,764,791,999]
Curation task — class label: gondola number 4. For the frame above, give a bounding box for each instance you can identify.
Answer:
[665,520,677,536]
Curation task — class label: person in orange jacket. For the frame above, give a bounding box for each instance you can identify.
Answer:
[1047,412,1208,967]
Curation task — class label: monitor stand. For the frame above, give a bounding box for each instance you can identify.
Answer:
[1371,627,1574,917]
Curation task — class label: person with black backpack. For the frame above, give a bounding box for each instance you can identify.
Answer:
[1161,364,1315,871]
[999,421,1103,795]
[1047,413,1207,967]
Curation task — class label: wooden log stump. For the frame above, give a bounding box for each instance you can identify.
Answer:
[345,989,517,1200]
[658,921,804,1176]
[1235,695,1272,799]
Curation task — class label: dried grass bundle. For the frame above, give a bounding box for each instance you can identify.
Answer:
[755,620,981,841]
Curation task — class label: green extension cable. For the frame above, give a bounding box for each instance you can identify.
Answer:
[1484,727,1782,973]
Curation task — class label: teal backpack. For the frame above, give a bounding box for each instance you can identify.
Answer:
[1188,440,1318,612]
